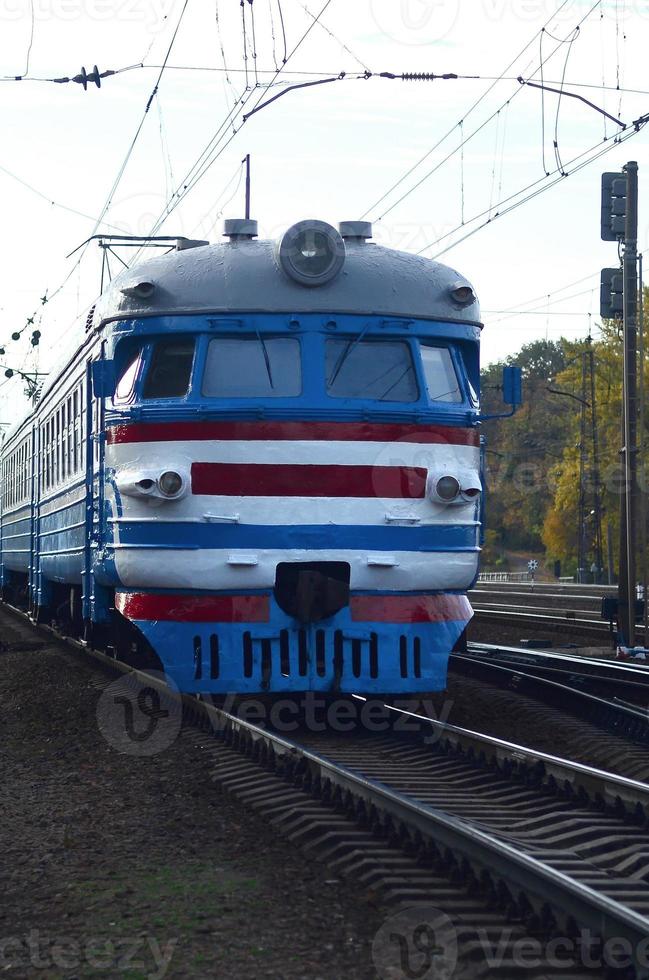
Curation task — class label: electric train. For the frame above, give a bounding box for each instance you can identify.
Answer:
[0,218,518,695]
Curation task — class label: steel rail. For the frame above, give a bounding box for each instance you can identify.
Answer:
[4,601,649,971]
[471,605,612,635]
[462,642,649,702]
[470,642,649,677]
[451,653,649,743]
[387,704,649,811]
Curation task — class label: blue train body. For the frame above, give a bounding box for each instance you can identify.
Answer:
[0,219,485,695]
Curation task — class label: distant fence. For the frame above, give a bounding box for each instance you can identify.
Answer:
[477,571,533,583]
[477,571,577,583]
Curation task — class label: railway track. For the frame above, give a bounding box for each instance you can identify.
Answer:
[4,602,649,977]
[452,648,649,747]
[463,642,649,704]
[469,582,624,640]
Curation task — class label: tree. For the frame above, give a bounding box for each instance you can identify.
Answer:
[480,340,571,555]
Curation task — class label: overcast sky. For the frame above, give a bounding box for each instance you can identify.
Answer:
[0,0,647,422]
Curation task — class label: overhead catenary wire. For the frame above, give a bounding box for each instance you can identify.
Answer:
[359,0,576,220]
[39,0,192,308]
[268,0,280,70]
[0,162,128,232]
[6,60,649,99]
[293,0,370,73]
[421,115,648,260]
[5,0,337,372]
[21,0,35,78]
[276,0,288,63]
[485,286,600,323]
[360,0,602,223]
[248,0,260,87]
[485,271,601,317]
[135,0,336,252]
[552,26,581,176]
[0,0,192,365]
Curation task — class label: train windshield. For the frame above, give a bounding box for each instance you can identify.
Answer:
[143,338,195,399]
[325,339,418,402]
[202,337,301,397]
[420,345,462,403]
[114,350,142,403]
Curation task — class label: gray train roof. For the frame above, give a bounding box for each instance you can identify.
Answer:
[93,222,481,328]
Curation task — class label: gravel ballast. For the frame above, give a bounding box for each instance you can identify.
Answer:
[0,617,385,979]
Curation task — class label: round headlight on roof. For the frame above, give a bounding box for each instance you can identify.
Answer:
[276,220,345,287]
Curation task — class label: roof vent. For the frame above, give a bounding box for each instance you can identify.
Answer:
[338,221,372,242]
[224,218,258,241]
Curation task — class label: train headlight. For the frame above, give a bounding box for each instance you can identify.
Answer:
[118,468,188,501]
[277,220,345,287]
[428,472,481,506]
[158,470,184,497]
[434,475,461,502]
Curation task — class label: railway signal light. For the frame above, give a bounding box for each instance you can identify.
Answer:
[601,171,627,241]
[600,267,624,319]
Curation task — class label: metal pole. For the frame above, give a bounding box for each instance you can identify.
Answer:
[639,252,648,646]
[607,520,614,585]
[588,342,604,581]
[578,352,588,583]
[619,160,639,647]
[244,154,251,220]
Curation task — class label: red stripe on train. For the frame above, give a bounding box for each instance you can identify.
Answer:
[191,462,427,498]
[107,420,479,447]
[350,594,473,623]
[116,592,270,622]
[116,592,470,624]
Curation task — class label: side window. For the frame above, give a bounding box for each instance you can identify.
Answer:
[325,339,419,402]
[66,397,72,478]
[41,425,45,489]
[78,381,85,471]
[62,402,68,480]
[114,350,143,403]
[420,346,462,404]
[72,389,79,473]
[56,410,61,485]
[47,418,53,490]
[202,337,302,398]
[143,339,195,399]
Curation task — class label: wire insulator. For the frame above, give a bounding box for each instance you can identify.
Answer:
[400,72,458,81]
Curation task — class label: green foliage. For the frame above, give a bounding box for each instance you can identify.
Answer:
[481,291,649,575]
[481,340,571,553]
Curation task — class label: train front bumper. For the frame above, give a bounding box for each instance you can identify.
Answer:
[115,590,472,694]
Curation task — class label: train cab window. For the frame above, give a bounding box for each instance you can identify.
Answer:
[420,345,462,403]
[143,339,195,399]
[325,339,418,402]
[114,350,142,403]
[202,337,301,398]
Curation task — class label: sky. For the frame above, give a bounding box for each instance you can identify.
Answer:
[0,0,648,424]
